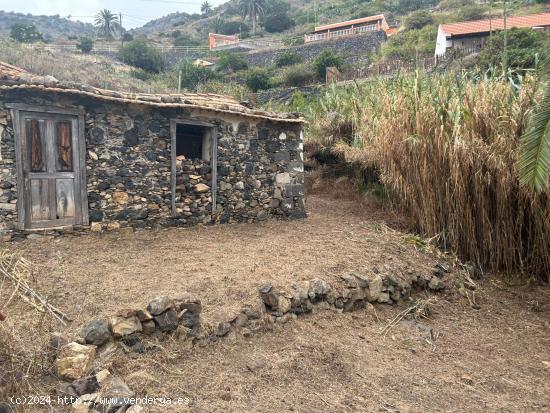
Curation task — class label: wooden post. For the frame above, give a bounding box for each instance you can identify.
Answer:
[178,70,182,94]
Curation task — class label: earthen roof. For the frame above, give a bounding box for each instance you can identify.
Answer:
[440,12,550,37]
[0,61,304,124]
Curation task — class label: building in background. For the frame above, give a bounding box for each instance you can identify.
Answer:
[304,14,395,43]
[435,12,550,56]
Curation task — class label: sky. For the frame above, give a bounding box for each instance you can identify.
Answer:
[0,0,228,28]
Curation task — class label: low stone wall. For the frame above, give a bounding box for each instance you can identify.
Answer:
[245,32,387,69]
[51,265,447,412]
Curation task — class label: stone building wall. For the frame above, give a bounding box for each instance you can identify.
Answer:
[0,90,305,240]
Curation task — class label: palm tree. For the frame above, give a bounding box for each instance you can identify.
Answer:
[95,9,119,40]
[239,0,266,35]
[518,56,550,193]
[201,1,213,15]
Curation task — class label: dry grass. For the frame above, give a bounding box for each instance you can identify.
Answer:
[0,193,549,412]
[306,74,550,282]
[0,40,172,94]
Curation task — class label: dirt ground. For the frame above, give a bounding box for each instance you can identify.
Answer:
[1,189,549,412]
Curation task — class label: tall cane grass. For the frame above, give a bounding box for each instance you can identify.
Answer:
[307,72,550,282]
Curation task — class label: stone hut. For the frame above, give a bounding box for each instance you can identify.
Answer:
[0,62,305,240]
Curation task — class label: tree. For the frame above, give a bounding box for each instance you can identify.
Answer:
[10,23,43,43]
[262,0,294,33]
[120,39,164,73]
[76,37,93,53]
[239,0,267,35]
[518,55,550,192]
[313,50,343,80]
[201,1,213,15]
[95,9,119,40]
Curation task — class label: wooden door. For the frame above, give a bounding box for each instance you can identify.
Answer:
[17,111,86,230]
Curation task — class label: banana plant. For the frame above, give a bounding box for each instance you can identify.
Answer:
[518,56,550,192]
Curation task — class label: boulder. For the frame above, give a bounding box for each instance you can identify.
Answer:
[428,277,445,291]
[56,343,96,381]
[154,309,179,332]
[147,296,175,316]
[110,316,142,338]
[277,296,292,314]
[141,320,156,335]
[365,274,383,303]
[70,375,99,396]
[175,293,202,314]
[308,278,331,302]
[98,376,134,412]
[82,320,111,347]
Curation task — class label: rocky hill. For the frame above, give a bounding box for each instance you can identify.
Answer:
[0,11,94,41]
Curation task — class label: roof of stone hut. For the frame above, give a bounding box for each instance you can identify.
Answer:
[0,61,305,124]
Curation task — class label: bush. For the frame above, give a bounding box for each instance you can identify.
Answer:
[216,52,248,72]
[10,23,43,43]
[313,50,343,80]
[122,33,134,42]
[245,68,272,92]
[381,25,437,60]
[130,68,153,81]
[477,28,550,71]
[173,33,200,47]
[282,64,311,87]
[275,50,303,67]
[176,59,218,91]
[405,11,434,30]
[76,37,93,53]
[120,40,164,73]
[455,5,488,21]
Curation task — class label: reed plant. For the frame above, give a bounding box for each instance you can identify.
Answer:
[306,71,550,282]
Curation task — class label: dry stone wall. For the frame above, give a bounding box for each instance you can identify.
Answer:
[50,265,449,412]
[0,90,305,240]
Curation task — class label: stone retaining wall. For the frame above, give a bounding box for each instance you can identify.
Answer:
[245,32,387,69]
[0,90,305,240]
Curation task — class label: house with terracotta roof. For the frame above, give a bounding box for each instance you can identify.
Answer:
[305,14,395,43]
[435,12,550,56]
[0,62,306,238]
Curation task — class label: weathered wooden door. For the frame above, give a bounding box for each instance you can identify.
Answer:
[16,111,87,230]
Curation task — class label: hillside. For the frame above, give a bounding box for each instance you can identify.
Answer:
[0,10,94,41]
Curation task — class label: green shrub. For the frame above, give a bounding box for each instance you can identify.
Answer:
[176,59,218,91]
[477,28,550,71]
[120,39,164,73]
[313,50,343,80]
[245,68,272,92]
[76,37,93,53]
[282,64,311,87]
[405,11,434,30]
[10,23,43,43]
[455,5,488,21]
[275,50,303,67]
[130,68,153,81]
[380,25,437,60]
[216,51,248,72]
[173,33,200,47]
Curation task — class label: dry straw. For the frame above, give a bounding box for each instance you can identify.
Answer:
[308,72,550,282]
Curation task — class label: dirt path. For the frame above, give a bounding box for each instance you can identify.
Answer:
[1,192,549,412]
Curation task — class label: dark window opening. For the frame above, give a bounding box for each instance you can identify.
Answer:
[176,124,209,161]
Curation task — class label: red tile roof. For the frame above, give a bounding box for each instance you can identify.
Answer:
[315,14,386,33]
[441,12,550,36]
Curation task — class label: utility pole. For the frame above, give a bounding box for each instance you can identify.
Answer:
[119,13,124,47]
[502,0,508,75]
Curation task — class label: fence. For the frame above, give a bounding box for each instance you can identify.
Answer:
[305,24,379,43]
[21,43,210,54]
